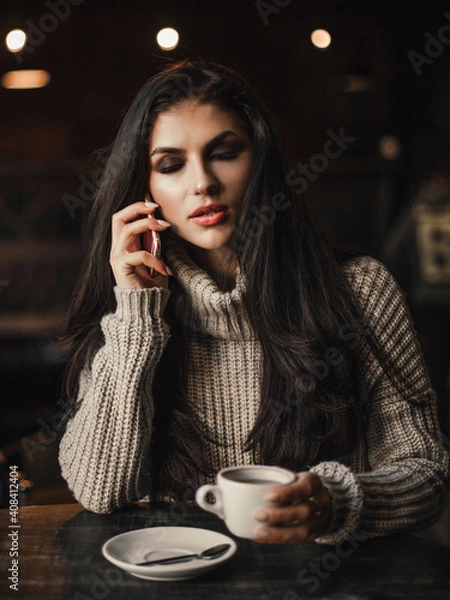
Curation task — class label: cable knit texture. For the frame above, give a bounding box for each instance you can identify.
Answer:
[59,237,449,544]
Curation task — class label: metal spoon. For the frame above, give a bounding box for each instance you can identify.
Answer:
[135,543,231,566]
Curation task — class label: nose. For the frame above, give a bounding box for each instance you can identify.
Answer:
[192,159,220,196]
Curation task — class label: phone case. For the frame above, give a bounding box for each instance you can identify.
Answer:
[142,227,161,278]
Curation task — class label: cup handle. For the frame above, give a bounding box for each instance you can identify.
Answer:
[195,484,224,519]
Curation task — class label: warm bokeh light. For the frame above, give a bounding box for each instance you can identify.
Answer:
[5,29,27,52]
[311,29,331,49]
[1,70,51,90]
[156,27,179,51]
[378,135,402,160]
[344,75,374,92]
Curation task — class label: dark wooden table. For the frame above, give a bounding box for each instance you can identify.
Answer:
[1,499,449,599]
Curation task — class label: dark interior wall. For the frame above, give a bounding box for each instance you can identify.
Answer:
[0,4,397,160]
[1,1,449,241]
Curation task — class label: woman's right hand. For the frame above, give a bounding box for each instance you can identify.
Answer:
[110,200,172,290]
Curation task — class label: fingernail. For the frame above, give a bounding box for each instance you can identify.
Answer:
[265,492,281,502]
[145,201,159,208]
[165,266,174,276]
[255,527,271,538]
[156,219,171,227]
[252,509,270,521]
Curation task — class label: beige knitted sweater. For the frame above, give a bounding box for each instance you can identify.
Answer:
[59,238,449,544]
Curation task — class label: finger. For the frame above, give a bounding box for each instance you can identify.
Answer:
[111,250,172,278]
[265,472,323,505]
[113,216,170,254]
[111,201,160,240]
[114,201,159,223]
[254,523,315,544]
[252,501,317,526]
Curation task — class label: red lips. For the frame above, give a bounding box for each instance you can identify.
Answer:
[189,203,228,218]
[189,203,230,227]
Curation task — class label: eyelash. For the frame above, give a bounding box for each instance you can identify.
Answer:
[157,151,241,174]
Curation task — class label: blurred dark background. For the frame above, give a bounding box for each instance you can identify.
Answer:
[0,0,449,504]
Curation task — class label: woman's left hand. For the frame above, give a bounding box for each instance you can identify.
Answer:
[253,472,331,543]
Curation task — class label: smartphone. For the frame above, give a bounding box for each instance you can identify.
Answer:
[142,214,162,278]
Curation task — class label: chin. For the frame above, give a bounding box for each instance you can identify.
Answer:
[180,230,235,251]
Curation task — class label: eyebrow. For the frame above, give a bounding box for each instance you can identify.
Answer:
[150,130,241,158]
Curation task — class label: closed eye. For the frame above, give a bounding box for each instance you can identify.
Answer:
[210,151,240,160]
[154,144,244,174]
[156,152,240,174]
[157,162,184,174]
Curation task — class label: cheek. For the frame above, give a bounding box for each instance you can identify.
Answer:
[232,163,252,196]
[219,162,251,194]
[149,177,179,214]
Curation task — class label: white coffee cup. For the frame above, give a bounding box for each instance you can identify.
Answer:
[195,465,296,539]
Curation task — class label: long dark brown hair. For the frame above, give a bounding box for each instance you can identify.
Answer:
[61,60,396,498]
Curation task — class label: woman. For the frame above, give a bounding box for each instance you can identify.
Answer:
[59,59,449,545]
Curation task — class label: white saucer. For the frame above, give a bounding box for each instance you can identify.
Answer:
[102,526,237,581]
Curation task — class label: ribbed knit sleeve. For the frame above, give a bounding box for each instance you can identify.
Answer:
[58,286,171,513]
[312,257,449,544]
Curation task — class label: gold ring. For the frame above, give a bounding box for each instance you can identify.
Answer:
[308,496,322,516]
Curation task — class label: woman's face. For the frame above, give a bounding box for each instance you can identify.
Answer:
[148,100,253,254]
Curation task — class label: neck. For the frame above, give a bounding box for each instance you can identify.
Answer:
[186,243,237,292]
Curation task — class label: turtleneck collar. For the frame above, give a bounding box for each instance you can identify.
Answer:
[163,234,255,342]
